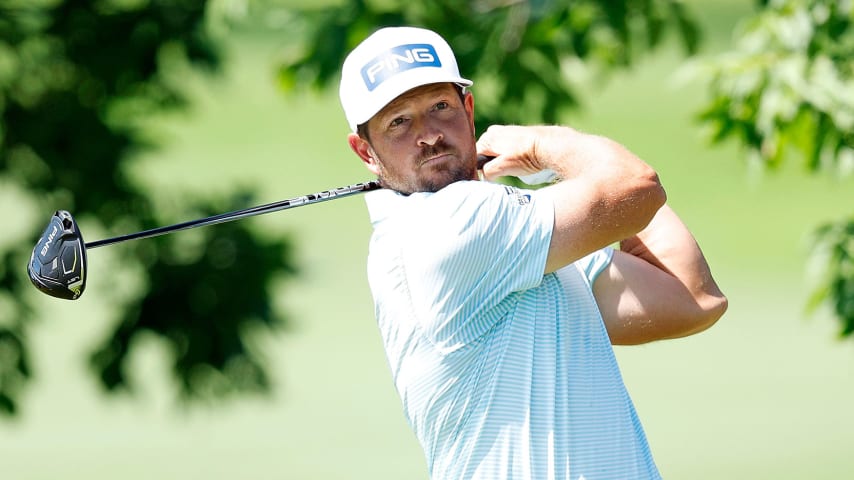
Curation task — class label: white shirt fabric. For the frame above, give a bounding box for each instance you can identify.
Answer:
[365,181,661,480]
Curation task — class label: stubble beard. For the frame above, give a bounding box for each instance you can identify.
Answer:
[376,144,477,195]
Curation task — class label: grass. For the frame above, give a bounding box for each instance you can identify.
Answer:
[2,1,853,479]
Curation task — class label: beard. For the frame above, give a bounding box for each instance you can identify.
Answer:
[413,161,476,193]
[376,141,477,195]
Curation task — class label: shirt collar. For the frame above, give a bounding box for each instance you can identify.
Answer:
[365,189,411,228]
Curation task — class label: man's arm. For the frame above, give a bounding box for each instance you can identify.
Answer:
[593,204,728,344]
[477,125,726,343]
[477,125,666,271]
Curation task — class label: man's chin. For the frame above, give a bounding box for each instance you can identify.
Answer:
[380,165,477,195]
[419,167,477,193]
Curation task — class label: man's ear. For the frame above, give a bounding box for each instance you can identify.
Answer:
[464,90,475,134]
[348,133,380,176]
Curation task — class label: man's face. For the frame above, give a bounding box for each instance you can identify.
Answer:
[349,83,478,195]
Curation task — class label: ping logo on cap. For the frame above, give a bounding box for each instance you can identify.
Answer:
[360,43,441,91]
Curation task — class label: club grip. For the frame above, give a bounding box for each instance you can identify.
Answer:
[476,154,494,169]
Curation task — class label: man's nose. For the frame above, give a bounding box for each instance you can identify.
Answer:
[416,121,443,147]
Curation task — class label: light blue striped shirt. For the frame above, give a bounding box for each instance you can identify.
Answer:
[365,181,660,480]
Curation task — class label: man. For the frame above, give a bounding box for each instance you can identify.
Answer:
[339,26,727,479]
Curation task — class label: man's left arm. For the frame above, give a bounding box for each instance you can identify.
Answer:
[592,204,728,345]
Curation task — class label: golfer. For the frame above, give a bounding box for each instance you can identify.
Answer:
[340,26,727,480]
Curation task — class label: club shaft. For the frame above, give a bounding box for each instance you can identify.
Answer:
[85,180,382,249]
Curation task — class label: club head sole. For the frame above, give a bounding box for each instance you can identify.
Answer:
[28,210,87,300]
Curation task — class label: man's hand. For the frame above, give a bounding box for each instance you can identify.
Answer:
[476,125,559,181]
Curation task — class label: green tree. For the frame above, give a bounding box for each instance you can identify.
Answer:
[0,0,297,415]
[277,0,852,339]
[278,0,701,132]
[697,0,852,336]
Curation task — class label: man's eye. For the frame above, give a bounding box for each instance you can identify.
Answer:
[390,117,406,127]
[435,101,449,110]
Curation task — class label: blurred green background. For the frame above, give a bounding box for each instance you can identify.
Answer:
[2,0,853,479]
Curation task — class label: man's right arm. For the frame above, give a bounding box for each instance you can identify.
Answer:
[476,125,666,272]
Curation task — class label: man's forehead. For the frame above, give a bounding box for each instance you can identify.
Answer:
[380,82,458,113]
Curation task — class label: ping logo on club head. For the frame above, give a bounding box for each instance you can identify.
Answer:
[361,43,441,91]
[40,224,58,257]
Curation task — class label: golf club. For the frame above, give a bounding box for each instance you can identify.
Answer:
[27,155,495,301]
[27,180,381,300]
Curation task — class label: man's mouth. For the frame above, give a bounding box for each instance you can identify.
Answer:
[420,152,452,167]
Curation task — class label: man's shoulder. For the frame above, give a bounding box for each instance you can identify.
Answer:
[367,181,505,220]
[432,181,542,211]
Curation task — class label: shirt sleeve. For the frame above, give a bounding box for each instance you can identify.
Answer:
[576,247,615,286]
[400,181,554,352]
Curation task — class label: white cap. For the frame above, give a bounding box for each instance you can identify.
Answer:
[339,26,473,132]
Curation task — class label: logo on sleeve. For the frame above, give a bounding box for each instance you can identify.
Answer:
[360,44,441,91]
[503,186,531,205]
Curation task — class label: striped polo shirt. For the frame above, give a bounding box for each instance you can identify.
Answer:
[365,180,660,480]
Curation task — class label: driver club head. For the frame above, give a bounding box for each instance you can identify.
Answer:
[28,210,87,300]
